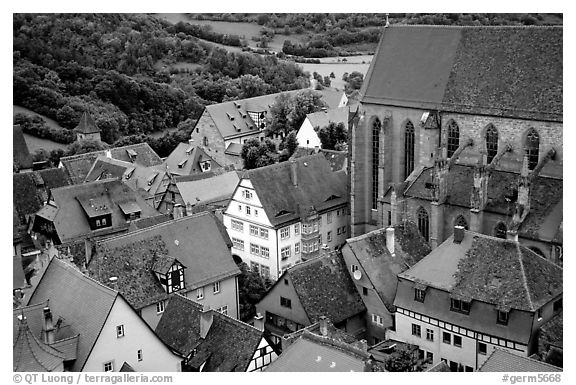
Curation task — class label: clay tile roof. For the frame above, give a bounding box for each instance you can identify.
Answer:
[74,112,100,134]
[163,143,222,176]
[156,294,263,372]
[305,107,350,130]
[247,154,347,227]
[539,312,563,350]
[13,124,33,171]
[176,170,240,207]
[479,349,561,372]
[26,258,118,372]
[287,252,366,324]
[151,255,180,274]
[363,25,562,122]
[13,316,65,372]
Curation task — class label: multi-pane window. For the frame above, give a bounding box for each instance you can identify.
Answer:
[280,227,290,240]
[327,231,332,242]
[525,129,540,170]
[250,243,260,256]
[217,305,228,315]
[250,225,259,236]
[327,212,333,224]
[372,118,381,210]
[137,349,143,361]
[417,207,429,242]
[478,342,487,355]
[231,237,244,250]
[372,314,384,326]
[426,329,434,341]
[243,190,253,200]
[404,120,415,180]
[213,281,220,294]
[250,261,260,273]
[281,246,291,260]
[451,299,471,314]
[497,310,509,325]
[260,246,270,259]
[447,121,460,158]
[156,300,165,314]
[412,323,421,337]
[414,288,426,302]
[196,287,204,300]
[104,361,113,372]
[454,215,468,230]
[486,125,499,163]
[351,264,359,273]
[494,222,507,239]
[116,325,124,338]
[294,223,300,235]
[442,332,451,344]
[259,228,269,239]
[231,219,244,232]
[246,206,251,216]
[280,296,292,308]
[453,335,462,348]
[261,265,270,279]
[238,204,242,212]
[295,242,300,254]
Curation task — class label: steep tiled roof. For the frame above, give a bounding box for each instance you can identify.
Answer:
[362,26,562,122]
[60,143,162,184]
[26,258,118,372]
[287,252,366,324]
[248,154,347,227]
[266,331,369,372]
[74,112,100,134]
[90,213,240,310]
[13,124,33,171]
[479,349,561,372]
[14,255,26,290]
[13,316,65,372]
[305,107,350,131]
[204,89,345,140]
[283,317,359,347]
[343,221,431,312]
[127,214,172,232]
[426,361,451,372]
[398,231,562,312]
[156,294,262,372]
[35,179,159,243]
[224,143,243,156]
[539,312,563,350]
[176,171,240,208]
[163,143,222,176]
[291,148,348,172]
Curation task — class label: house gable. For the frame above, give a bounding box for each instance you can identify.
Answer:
[257,272,311,328]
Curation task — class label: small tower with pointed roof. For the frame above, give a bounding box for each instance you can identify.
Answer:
[75,112,101,142]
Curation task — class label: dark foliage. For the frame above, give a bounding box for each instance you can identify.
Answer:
[236,262,272,322]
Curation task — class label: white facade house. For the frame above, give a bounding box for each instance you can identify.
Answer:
[223,154,349,280]
[296,106,350,150]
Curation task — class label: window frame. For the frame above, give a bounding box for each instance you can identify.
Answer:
[137,349,143,361]
[486,125,499,164]
[212,281,221,294]
[451,298,471,315]
[442,332,451,344]
[280,227,290,240]
[426,328,434,342]
[104,361,114,372]
[497,310,509,325]
[478,342,487,355]
[414,288,426,302]
[411,323,421,337]
[116,325,125,338]
[280,296,292,308]
[156,300,165,314]
[404,120,415,180]
[453,335,462,348]
[525,129,540,170]
[447,120,460,158]
[196,287,204,300]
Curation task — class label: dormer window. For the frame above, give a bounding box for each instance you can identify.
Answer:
[152,256,186,294]
[497,310,509,325]
[201,160,211,172]
[414,288,426,302]
[178,159,187,169]
[450,298,470,314]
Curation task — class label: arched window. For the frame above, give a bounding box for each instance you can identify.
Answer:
[525,129,540,170]
[372,118,381,210]
[494,222,507,239]
[454,215,468,230]
[486,125,499,164]
[447,121,460,158]
[404,121,415,180]
[417,207,430,242]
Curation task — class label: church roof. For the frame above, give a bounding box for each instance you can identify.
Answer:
[13,124,33,171]
[74,112,100,134]
[362,25,562,122]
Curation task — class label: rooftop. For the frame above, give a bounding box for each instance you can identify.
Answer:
[74,112,100,134]
[305,106,350,131]
[176,170,240,208]
[362,25,562,122]
[479,349,561,372]
[13,124,33,171]
[291,148,348,172]
[163,143,222,176]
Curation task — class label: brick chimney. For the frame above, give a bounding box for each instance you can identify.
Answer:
[253,313,264,332]
[319,316,328,336]
[386,227,395,256]
[200,304,213,339]
[173,204,185,219]
[453,226,465,244]
[390,190,398,226]
[290,160,298,187]
[42,307,55,344]
[506,229,519,242]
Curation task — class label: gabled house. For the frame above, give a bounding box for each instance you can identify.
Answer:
[87,212,241,329]
[74,112,101,142]
[23,258,182,372]
[296,106,350,150]
[163,142,223,176]
[59,143,163,184]
[155,294,277,371]
[290,147,348,173]
[256,252,366,350]
[223,154,349,281]
[341,221,431,345]
[84,155,170,209]
[13,124,33,173]
[390,227,563,371]
[31,179,160,245]
[191,89,347,168]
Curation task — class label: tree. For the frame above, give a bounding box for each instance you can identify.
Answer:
[237,74,270,99]
[316,121,348,150]
[278,131,299,161]
[287,89,326,132]
[385,349,417,372]
[266,93,293,137]
[65,139,108,156]
[346,71,364,90]
[241,138,277,170]
[236,262,272,322]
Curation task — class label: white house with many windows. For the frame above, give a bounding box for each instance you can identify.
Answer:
[223,154,349,280]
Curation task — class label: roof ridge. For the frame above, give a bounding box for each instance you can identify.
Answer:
[212,308,262,335]
[515,242,535,311]
[300,331,369,360]
[388,24,562,30]
[52,258,118,298]
[60,143,155,162]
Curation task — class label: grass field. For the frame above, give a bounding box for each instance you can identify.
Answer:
[13,105,69,153]
[300,61,371,91]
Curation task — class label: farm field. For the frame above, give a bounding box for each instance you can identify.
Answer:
[14,105,69,153]
[300,61,371,91]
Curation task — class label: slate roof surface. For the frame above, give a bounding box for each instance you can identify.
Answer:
[224,142,243,156]
[90,213,240,309]
[13,124,33,170]
[398,231,562,312]
[13,316,65,372]
[291,148,348,172]
[362,25,562,122]
[283,317,359,347]
[14,255,27,290]
[74,112,100,134]
[36,179,159,243]
[60,143,162,184]
[287,252,366,324]
[343,221,431,312]
[163,143,222,176]
[155,294,263,372]
[204,89,345,140]
[176,171,240,207]
[26,258,118,372]
[305,107,350,130]
[426,361,451,372]
[539,312,563,350]
[266,331,368,372]
[247,154,347,227]
[479,349,562,372]
[127,214,172,232]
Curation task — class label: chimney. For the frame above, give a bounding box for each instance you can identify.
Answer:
[453,226,465,244]
[173,204,184,219]
[319,315,328,337]
[200,304,213,339]
[506,229,519,242]
[108,276,118,291]
[188,138,194,146]
[253,313,264,332]
[290,160,298,187]
[386,227,395,256]
[105,149,112,158]
[42,307,55,344]
[314,146,320,153]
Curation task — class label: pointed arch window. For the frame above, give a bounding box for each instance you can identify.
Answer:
[486,125,499,164]
[454,215,468,230]
[404,121,415,180]
[417,207,430,242]
[494,222,507,239]
[525,129,540,170]
[372,118,381,210]
[447,121,460,158]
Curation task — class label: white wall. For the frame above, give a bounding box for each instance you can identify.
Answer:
[246,337,278,372]
[296,118,321,149]
[83,297,182,372]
